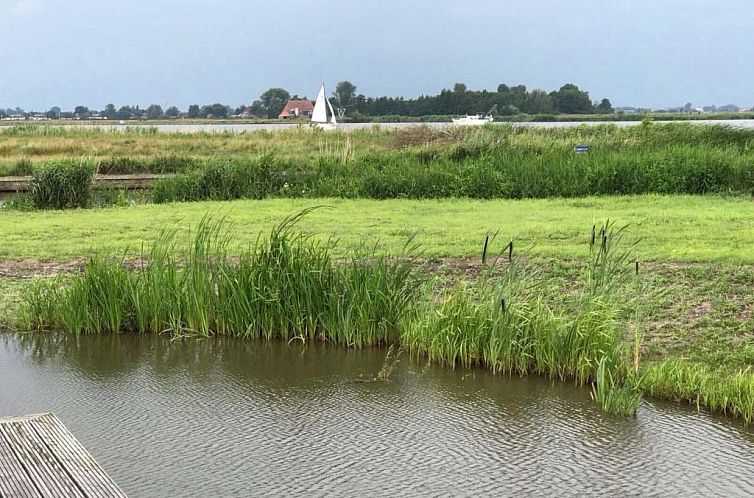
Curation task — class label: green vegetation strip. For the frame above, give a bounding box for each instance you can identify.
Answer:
[4,124,754,207]
[13,214,753,423]
[2,195,754,263]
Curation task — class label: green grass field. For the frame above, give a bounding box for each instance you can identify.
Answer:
[1,195,753,262]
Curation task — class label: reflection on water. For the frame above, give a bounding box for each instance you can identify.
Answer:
[1,333,753,497]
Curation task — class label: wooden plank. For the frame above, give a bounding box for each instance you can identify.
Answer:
[0,426,41,498]
[0,422,85,497]
[0,414,126,498]
[0,174,170,192]
[29,415,126,498]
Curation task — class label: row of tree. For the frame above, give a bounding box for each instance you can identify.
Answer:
[243,82,612,118]
[1,103,237,120]
[2,82,612,120]
[340,82,612,117]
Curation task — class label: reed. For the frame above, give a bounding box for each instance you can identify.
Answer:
[641,361,754,424]
[401,222,642,415]
[21,211,422,347]
[29,160,94,209]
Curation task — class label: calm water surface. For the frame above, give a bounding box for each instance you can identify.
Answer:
[5,119,754,134]
[1,333,753,497]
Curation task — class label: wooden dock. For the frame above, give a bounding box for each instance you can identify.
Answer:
[0,413,126,498]
[0,174,169,192]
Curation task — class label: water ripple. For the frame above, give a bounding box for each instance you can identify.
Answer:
[1,334,753,497]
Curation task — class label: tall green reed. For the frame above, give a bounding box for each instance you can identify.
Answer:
[21,210,422,347]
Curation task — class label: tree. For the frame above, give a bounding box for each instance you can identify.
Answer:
[523,89,554,114]
[453,82,467,93]
[102,104,117,120]
[146,104,164,120]
[496,83,510,94]
[117,106,133,120]
[259,88,291,118]
[165,106,180,118]
[46,106,62,119]
[249,100,266,118]
[187,104,200,118]
[550,84,592,114]
[332,80,357,117]
[74,106,90,119]
[200,103,228,119]
[596,98,614,114]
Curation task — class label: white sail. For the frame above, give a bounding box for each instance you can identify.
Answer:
[311,84,328,123]
[326,96,337,124]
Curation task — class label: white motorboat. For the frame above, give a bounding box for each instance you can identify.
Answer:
[311,83,338,131]
[451,113,494,126]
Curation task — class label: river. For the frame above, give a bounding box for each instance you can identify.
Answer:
[1,333,753,496]
[4,119,754,133]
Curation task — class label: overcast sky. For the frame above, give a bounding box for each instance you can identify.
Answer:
[1,0,751,110]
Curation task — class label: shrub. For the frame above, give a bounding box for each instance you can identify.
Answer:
[30,160,94,209]
[152,156,282,203]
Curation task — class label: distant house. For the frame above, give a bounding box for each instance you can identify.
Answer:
[278,99,314,119]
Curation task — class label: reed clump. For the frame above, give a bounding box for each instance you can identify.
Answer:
[21,211,421,347]
[19,216,642,416]
[29,160,94,209]
[149,125,754,203]
[402,222,643,415]
[641,361,754,424]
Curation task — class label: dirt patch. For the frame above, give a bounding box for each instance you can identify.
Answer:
[0,260,85,279]
[692,300,713,318]
[0,258,149,279]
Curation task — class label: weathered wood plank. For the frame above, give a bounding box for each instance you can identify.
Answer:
[0,426,41,498]
[29,415,126,498]
[0,174,170,192]
[0,414,126,498]
[0,422,85,497]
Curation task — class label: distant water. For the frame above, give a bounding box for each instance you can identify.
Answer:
[5,119,754,133]
[1,333,753,497]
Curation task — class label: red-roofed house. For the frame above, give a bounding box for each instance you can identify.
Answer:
[278,99,314,119]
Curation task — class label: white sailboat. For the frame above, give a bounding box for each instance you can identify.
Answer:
[311,83,338,130]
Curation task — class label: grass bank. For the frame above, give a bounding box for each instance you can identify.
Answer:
[16,216,643,417]
[12,215,753,422]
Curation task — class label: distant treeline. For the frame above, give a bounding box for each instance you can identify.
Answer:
[346,83,612,117]
[1,82,612,121]
[3,81,750,122]
[246,82,612,119]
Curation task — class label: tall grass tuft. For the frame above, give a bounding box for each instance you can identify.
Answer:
[21,211,421,347]
[29,160,94,209]
[641,361,754,424]
[402,221,642,415]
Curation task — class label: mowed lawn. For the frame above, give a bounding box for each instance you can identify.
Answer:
[1,194,753,262]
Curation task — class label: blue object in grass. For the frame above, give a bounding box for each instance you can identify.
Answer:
[574,144,590,153]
